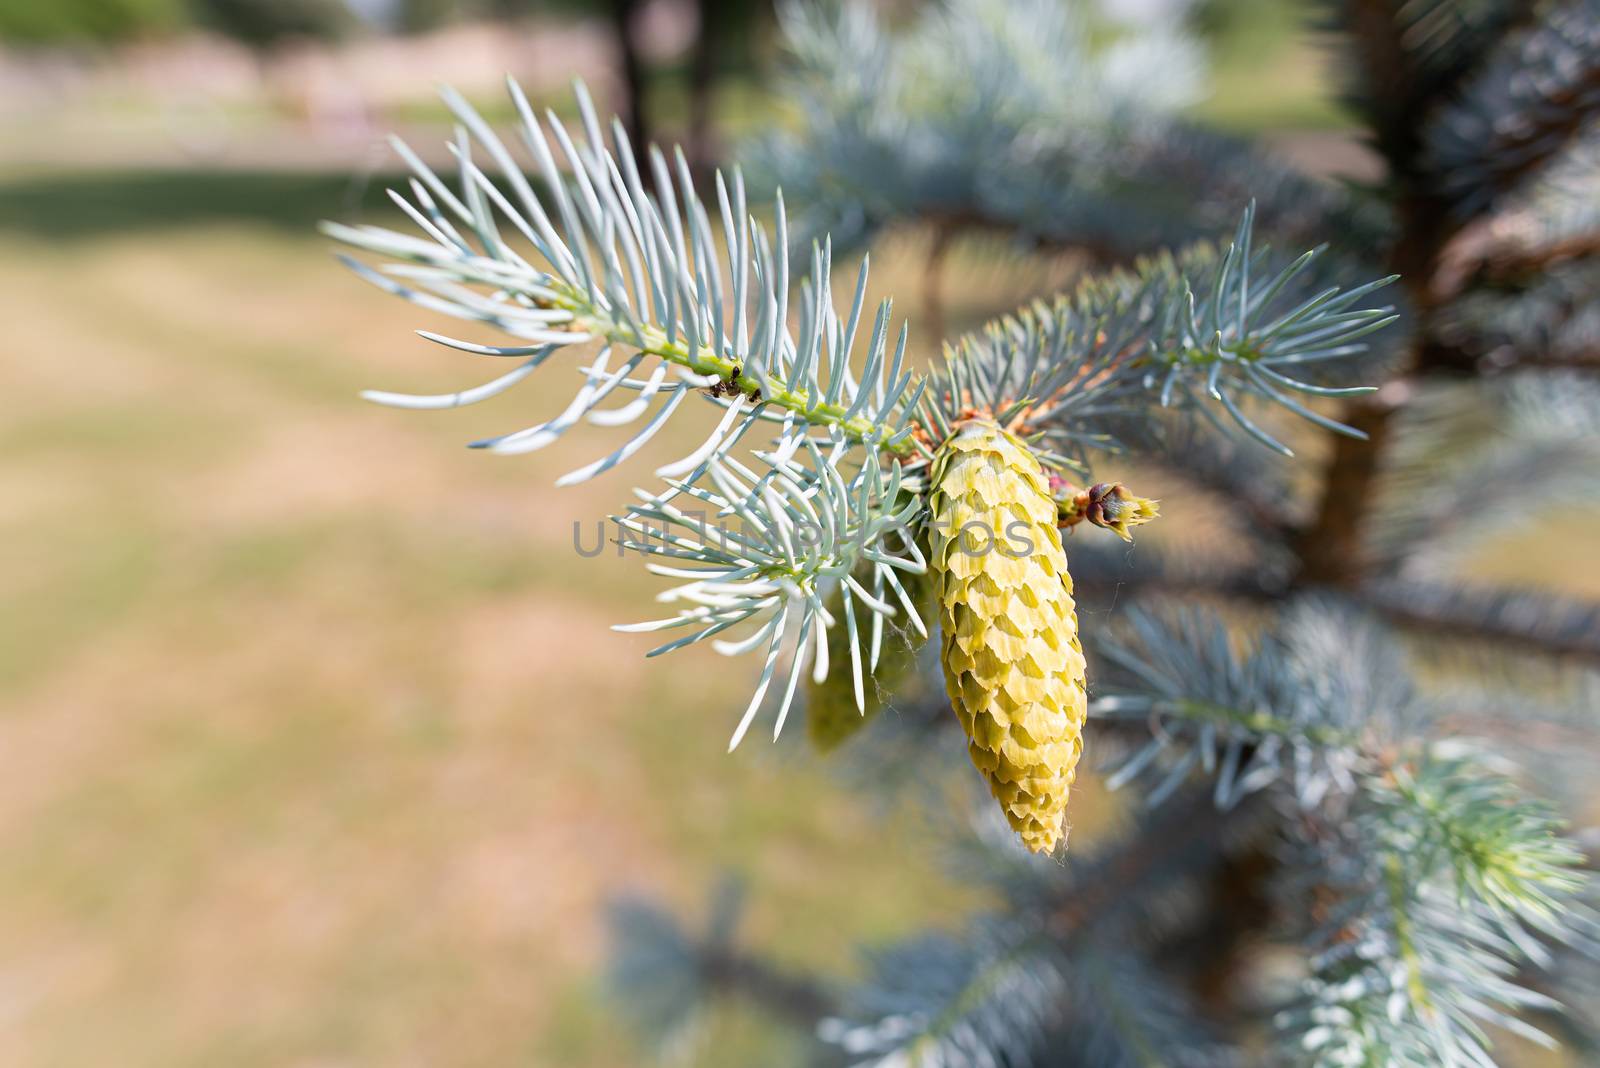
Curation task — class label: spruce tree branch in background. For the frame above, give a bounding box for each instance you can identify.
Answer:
[1425,0,1600,219]
[606,880,838,1044]
[1087,604,1595,1066]
[1042,792,1274,948]
[1284,754,1590,1068]
[1067,549,1292,603]
[819,920,1076,1067]
[1051,951,1245,1068]
[756,0,1377,267]
[1090,600,1418,809]
[1444,223,1600,289]
[1362,371,1600,578]
[699,948,839,1027]
[1441,257,1600,372]
[1429,209,1600,371]
[820,794,1266,1067]
[1362,581,1600,663]
[1495,347,1600,371]
[1326,0,1540,176]
[1065,549,1600,663]
[1143,428,1301,545]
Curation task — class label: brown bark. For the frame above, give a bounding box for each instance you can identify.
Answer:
[610,0,651,157]
[686,0,721,176]
[1292,164,1466,582]
[1291,383,1406,586]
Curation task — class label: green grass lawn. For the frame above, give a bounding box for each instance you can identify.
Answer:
[1191,36,1354,132]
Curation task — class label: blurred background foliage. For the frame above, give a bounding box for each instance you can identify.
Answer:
[0,1,1594,1066]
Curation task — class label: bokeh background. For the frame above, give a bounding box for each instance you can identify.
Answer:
[2,1,1593,1065]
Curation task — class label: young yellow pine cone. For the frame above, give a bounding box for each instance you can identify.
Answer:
[930,421,1088,854]
[806,565,934,753]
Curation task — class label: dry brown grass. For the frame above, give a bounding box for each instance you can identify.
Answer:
[0,220,1029,1067]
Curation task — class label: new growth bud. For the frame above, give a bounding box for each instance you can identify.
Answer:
[1053,479,1161,542]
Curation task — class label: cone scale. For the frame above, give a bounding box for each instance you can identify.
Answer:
[930,421,1088,853]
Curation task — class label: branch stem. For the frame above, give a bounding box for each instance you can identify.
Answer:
[548,281,918,453]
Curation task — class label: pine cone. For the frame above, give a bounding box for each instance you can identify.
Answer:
[806,567,933,753]
[930,421,1088,854]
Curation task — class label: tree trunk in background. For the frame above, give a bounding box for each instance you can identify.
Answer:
[686,0,721,174]
[923,223,955,346]
[1292,389,1403,586]
[610,0,651,155]
[688,0,774,174]
[1292,186,1471,589]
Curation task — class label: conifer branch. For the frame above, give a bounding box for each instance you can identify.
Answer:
[1325,0,1538,172]
[328,79,1398,746]
[1360,581,1600,663]
[818,918,1069,1068]
[761,0,1374,264]
[1424,0,1600,217]
[1063,547,1600,664]
[824,790,1270,1066]
[324,79,917,460]
[605,879,837,1050]
[1282,754,1591,1067]
[1091,600,1417,809]
[1442,257,1600,373]
[922,210,1399,467]
[1364,372,1600,579]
